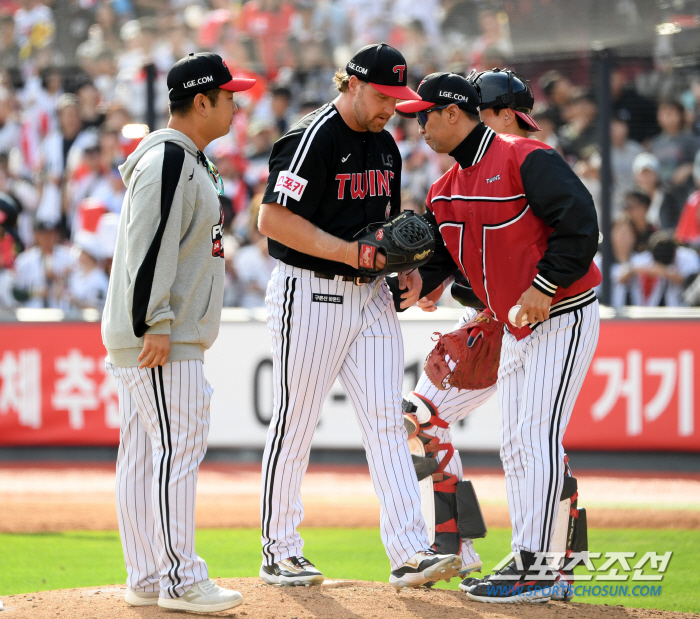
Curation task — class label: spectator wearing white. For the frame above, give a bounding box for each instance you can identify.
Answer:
[68,235,109,310]
[37,94,97,227]
[66,143,103,226]
[611,113,643,215]
[19,67,63,171]
[232,196,276,309]
[13,0,54,51]
[0,87,21,156]
[632,152,682,230]
[12,219,74,309]
[630,231,700,307]
[91,168,126,215]
[594,216,639,309]
[39,94,97,182]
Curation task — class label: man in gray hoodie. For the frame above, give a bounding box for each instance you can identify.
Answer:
[102,53,255,613]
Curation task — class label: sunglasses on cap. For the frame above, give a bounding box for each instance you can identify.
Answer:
[416,104,451,129]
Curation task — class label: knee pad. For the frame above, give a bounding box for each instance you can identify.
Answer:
[403,392,441,427]
[403,395,486,554]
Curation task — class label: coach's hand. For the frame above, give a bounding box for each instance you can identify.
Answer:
[515,286,553,326]
[398,268,422,309]
[417,281,446,312]
[138,334,171,369]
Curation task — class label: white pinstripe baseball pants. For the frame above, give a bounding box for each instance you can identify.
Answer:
[411,307,497,566]
[107,360,211,599]
[498,302,599,554]
[260,263,430,570]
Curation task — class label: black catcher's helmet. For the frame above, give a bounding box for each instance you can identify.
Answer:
[467,68,541,131]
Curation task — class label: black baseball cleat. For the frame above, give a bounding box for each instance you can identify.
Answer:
[458,576,484,592]
[259,556,324,586]
[389,550,462,590]
[465,555,554,603]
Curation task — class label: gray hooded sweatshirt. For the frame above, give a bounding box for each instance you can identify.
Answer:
[102,128,225,367]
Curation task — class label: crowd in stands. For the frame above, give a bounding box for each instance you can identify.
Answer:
[1,0,700,312]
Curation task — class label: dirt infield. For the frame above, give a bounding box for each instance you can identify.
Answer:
[0,578,696,619]
[1,463,699,533]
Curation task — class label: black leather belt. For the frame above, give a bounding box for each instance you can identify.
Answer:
[314,272,372,285]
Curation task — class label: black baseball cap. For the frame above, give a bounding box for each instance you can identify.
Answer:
[346,43,420,100]
[168,52,256,102]
[395,72,479,115]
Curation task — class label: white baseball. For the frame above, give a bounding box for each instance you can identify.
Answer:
[508,305,528,327]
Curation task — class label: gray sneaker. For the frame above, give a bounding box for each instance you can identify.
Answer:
[124,588,159,606]
[157,580,243,613]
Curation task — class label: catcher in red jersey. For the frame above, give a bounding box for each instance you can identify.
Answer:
[393,72,601,604]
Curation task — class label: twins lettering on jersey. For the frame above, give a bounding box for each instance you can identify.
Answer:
[336,171,395,199]
[275,170,308,202]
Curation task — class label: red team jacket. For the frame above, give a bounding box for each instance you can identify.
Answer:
[422,124,601,340]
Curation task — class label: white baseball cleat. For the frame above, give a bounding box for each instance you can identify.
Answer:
[157,580,243,613]
[259,556,325,586]
[389,550,462,590]
[125,588,160,606]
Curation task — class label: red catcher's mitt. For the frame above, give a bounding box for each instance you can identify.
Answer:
[424,310,504,390]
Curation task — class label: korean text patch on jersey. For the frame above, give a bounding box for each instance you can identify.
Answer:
[275,170,308,202]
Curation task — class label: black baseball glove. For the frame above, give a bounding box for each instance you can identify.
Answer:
[355,211,435,277]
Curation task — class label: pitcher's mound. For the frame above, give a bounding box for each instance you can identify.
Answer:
[0,578,693,618]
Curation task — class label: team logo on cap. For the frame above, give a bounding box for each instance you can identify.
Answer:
[393,65,406,81]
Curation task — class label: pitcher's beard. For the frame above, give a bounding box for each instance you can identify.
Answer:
[353,98,389,133]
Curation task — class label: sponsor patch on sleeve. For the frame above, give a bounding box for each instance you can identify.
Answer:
[274,170,308,202]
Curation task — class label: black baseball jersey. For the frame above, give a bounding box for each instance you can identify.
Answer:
[262,102,402,276]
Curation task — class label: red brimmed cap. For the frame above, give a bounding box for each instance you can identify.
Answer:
[513,110,541,132]
[346,43,420,101]
[168,52,256,101]
[396,72,479,116]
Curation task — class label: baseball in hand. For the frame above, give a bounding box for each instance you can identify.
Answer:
[508,305,529,327]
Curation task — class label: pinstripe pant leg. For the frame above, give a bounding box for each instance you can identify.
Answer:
[338,281,429,570]
[115,361,210,599]
[501,303,599,554]
[516,304,599,553]
[111,363,160,593]
[260,268,355,566]
[498,328,528,553]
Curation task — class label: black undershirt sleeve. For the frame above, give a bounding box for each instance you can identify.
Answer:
[386,209,460,312]
[521,148,599,292]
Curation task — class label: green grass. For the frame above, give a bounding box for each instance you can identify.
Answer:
[0,528,697,613]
